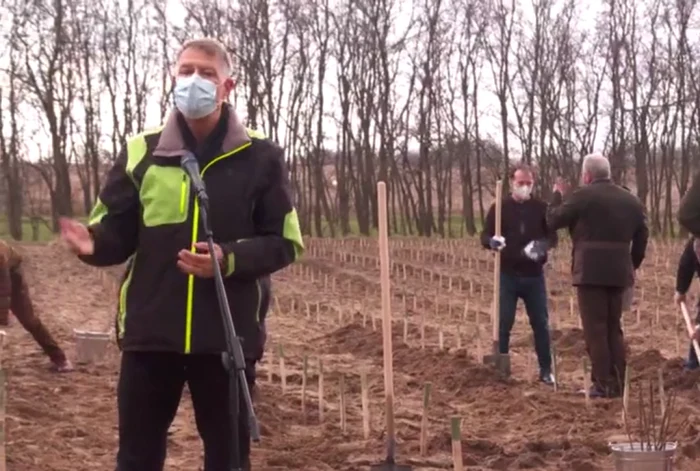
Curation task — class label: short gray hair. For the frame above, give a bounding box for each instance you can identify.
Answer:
[177,38,234,77]
[582,152,611,180]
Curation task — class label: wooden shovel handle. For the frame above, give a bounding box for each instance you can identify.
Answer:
[377,181,396,458]
[492,180,503,343]
[680,302,700,360]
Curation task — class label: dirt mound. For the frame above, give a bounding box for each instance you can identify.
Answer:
[662,358,700,390]
[318,324,514,392]
[629,349,668,378]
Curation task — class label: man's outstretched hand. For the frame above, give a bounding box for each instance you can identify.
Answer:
[553,177,569,195]
[177,241,224,278]
[59,218,95,255]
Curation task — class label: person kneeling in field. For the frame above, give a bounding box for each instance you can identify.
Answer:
[480,163,558,385]
[673,237,700,371]
[0,240,73,372]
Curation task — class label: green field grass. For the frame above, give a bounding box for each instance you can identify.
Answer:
[0,217,56,242]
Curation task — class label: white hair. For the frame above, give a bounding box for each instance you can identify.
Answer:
[177,38,234,77]
[582,153,611,180]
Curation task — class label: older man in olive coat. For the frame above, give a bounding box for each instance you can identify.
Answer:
[548,154,648,398]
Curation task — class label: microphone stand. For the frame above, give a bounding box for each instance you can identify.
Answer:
[197,193,260,471]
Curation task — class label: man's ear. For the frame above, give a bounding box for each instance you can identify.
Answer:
[223,77,235,96]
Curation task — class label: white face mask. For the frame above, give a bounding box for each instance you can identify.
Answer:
[173,74,218,119]
[513,185,532,200]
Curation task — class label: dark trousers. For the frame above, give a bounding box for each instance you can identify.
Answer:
[499,272,552,373]
[687,343,699,369]
[116,351,256,471]
[576,285,626,394]
[5,267,66,364]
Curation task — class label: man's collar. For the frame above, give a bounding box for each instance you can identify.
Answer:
[152,103,250,157]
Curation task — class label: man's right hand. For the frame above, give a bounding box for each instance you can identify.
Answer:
[553,177,568,194]
[59,218,95,255]
[489,235,506,251]
[674,291,686,306]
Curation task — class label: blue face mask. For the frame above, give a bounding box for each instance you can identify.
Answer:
[173,74,218,119]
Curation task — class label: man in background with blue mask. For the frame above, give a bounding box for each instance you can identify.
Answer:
[59,38,304,471]
[480,164,558,385]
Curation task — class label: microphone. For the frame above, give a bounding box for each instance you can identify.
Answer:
[180,152,208,202]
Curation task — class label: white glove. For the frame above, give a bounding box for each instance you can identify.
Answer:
[523,240,548,261]
[489,235,506,251]
[523,241,537,261]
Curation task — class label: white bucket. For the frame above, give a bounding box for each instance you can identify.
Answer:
[74,329,111,365]
[609,442,677,471]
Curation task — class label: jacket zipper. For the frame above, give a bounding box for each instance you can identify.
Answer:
[184,142,253,354]
[179,175,187,214]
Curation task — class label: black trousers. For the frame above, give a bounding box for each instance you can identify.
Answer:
[116,351,256,471]
[576,285,626,395]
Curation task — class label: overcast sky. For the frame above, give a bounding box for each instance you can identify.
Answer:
[2,0,609,162]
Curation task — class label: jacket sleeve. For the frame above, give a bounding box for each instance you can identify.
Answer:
[543,202,558,249]
[679,171,700,236]
[630,211,649,270]
[0,259,9,321]
[479,204,495,249]
[220,146,304,279]
[547,189,582,231]
[676,238,696,294]
[78,147,139,267]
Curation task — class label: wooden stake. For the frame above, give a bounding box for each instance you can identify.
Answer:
[622,366,631,423]
[551,341,559,392]
[419,383,432,456]
[403,311,408,344]
[658,368,666,417]
[361,370,370,440]
[377,181,398,463]
[451,417,464,471]
[318,359,325,422]
[278,345,286,394]
[267,349,274,383]
[583,358,590,408]
[301,355,308,420]
[339,374,347,433]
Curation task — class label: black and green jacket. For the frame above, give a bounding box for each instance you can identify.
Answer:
[79,105,304,356]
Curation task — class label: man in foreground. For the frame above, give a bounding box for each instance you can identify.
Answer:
[679,170,700,236]
[673,237,700,371]
[548,153,648,398]
[480,164,558,385]
[60,37,304,471]
[0,240,72,372]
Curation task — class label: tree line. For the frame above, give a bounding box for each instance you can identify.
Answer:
[0,0,698,240]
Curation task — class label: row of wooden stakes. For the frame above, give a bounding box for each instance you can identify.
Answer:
[262,348,478,466]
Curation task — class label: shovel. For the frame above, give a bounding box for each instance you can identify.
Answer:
[370,181,412,471]
[482,180,511,377]
[679,302,700,360]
